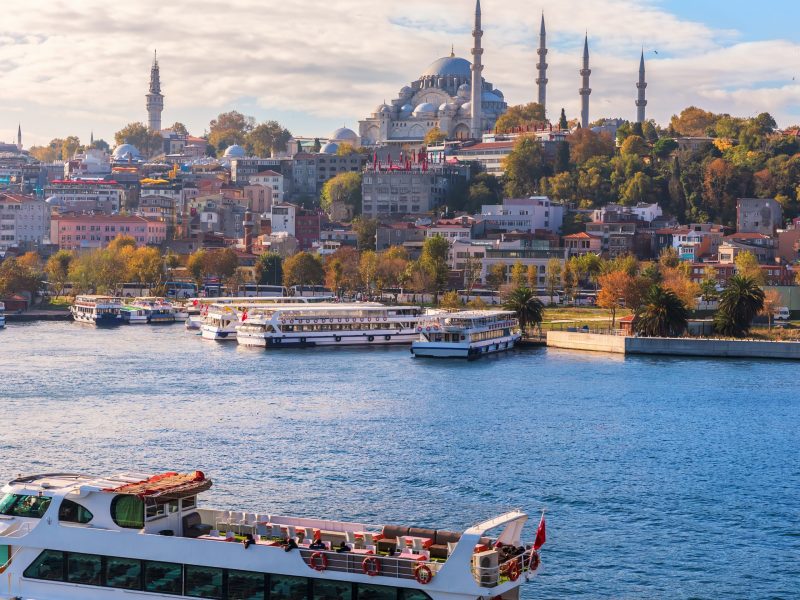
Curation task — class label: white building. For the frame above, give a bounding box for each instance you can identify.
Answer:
[592,202,662,224]
[479,197,564,234]
[426,223,472,243]
[44,180,124,214]
[250,170,284,204]
[0,192,51,252]
[269,203,296,237]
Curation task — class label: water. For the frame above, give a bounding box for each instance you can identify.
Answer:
[1,322,798,598]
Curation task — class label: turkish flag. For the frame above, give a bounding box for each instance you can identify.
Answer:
[533,513,546,550]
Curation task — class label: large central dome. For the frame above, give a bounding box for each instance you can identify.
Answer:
[422,56,471,78]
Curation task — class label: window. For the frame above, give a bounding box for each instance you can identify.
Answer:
[270,574,307,600]
[111,495,144,529]
[0,493,52,518]
[313,579,352,600]
[67,552,102,585]
[106,556,142,589]
[144,560,183,595]
[185,564,223,598]
[181,496,196,511]
[23,549,64,581]
[58,499,93,524]
[228,569,265,600]
[357,583,397,600]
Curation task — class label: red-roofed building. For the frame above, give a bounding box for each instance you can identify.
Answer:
[563,231,602,257]
[50,214,167,251]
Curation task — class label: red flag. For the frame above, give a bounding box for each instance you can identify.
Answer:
[242,309,248,322]
[533,513,546,550]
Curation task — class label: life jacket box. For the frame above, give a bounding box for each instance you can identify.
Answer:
[472,549,499,587]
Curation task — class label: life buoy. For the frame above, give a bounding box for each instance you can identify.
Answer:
[309,551,327,571]
[384,335,391,341]
[367,335,374,342]
[414,564,433,585]
[416,327,422,332]
[426,327,431,332]
[505,559,521,581]
[528,551,541,571]
[362,556,380,576]
[334,335,342,343]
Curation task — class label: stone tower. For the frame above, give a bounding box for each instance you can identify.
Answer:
[17,124,21,151]
[579,34,592,129]
[636,50,647,124]
[470,0,484,139]
[536,14,548,115]
[146,50,164,132]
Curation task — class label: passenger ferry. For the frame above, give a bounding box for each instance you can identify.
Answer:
[132,298,177,324]
[0,470,544,600]
[199,303,243,340]
[0,301,5,329]
[236,305,427,348]
[70,295,123,326]
[120,305,150,324]
[186,296,334,330]
[411,311,522,359]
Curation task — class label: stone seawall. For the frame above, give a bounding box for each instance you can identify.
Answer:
[547,331,800,360]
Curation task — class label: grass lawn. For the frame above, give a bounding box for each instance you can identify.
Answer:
[542,307,632,323]
[38,297,72,310]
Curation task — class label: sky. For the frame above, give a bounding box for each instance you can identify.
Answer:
[2,0,800,148]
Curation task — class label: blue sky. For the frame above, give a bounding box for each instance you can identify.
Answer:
[2,0,800,147]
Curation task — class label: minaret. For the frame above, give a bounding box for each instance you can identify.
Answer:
[146,50,164,132]
[90,131,94,146]
[16,124,21,151]
[636,50,647,124]
[470,0,484,139]
[579,34,592,129]
[536,14,548,115]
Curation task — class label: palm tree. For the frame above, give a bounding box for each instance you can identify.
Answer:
[634,285,689,337]
[714,275,765,337]
[503,286,544,332]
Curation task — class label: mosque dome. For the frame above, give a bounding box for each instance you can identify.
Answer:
[223,144,246,158]
[482,91,504,103]
[413,102,437,117]
[422,56,472,78]
[459,102,472,116]
[457,83,471,98]
[112,143,141,161]
[399,86,413,97]
[329,127,358,142]
[400,103,414,116]
[320,142,339,154]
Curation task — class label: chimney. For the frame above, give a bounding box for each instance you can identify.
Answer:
[243,210,254,253]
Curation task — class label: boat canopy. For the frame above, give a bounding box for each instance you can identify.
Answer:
[101,471,212,500]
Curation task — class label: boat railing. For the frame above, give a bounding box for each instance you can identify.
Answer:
[297,548,441,582]
[470,547,540,587]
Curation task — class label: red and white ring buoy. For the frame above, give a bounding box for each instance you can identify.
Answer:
[414,564,433,585]
[362,556,380,577]
[309,552,328,572]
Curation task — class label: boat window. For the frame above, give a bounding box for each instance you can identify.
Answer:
[228,569,266,599]
[0,493,52,518]
[146,502,167,520]
[356,583,396,600]
[400,590,433,600]
[58,499,93,524]
[270,574,308,600]
[181,496,196,511]
[168,500,180,514]
[313,579,352,600]
[23,549,64,581]
[67,552,102,585]
[111,495,144,529]
[144,560,183,595]
[106,556,142,589]
[185,564,223,598]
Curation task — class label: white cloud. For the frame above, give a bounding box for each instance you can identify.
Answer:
[1,0,799,146]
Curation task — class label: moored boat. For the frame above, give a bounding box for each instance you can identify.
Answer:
[0,301,5,329]
[132,297,176,323]
[411,311,521,359]
[0,470,545,600]
[120,305,150,324]
[70,295,123,326]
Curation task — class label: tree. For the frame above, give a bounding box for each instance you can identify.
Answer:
[88,138,110,152]
[670,106,718,136]
[256,252,283,286]
[714,275,765,337]
[359,250,378,292]
[562,260,578,302]
[568,128,614,165]
[509,261,527,288]
[558,108,568,130]
[634,285,690,337]
[760,289,783,332]
[246,120,292,157]
[653,138,678,159]
[208,110,255,152]
[597,270,634,329]
[168,122,189,135]
[700,266,720,301]
[503,287,544,332]
[205,249,239,283]
[325,247,360,294]
[45,250,74,298]
[187,250,208,289]
[376,248,409,291]
[526,264,538,289]
[424,127,446,146]
[420,235,450,298]
[114,122,163,157]
[544,258,562,304]
[503,137,546,197]
[0,257,40,298]
[128,246,165,293]
[495,103,546,132]
[620,135,649,157]
[661,266,701,309]
[283,252,324,288]
[320,172,362,217]
[62,136,82,160]
[486,264,507,291]
[439,290,461,310]
[463,256,483,293]
[352,217,377,250]
[734,251,765,285]
[658,247,680,269]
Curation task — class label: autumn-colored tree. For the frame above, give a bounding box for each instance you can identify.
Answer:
[359,250,378,292]
[620,135,649,157]
[320,172,362,217]
[462,255,482,293]
[661,266,701,309]
[669,106,718,136]
[114,123,163,158]
[0,257,40,297]
[424,127,446,146]
[760,289,783,331]
[734,250,765,286]
[376,249,409,291]
[283,252,324,288]
[486,264,507,291]
[509,261,527,289]
[439,290,461,310]
[568,128,615,165]
[324,247,360,294]
[128,246,166,293]
[526,264,538,289]
[597,270,635,329]
[45,250,75,298]
[495,102,546,132]
[168,122,189,136]
[544,258,562,304]
[208,111,255,152]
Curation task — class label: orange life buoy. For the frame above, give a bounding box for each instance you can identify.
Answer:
[362,556,380,576]
[507,560,521,581]
[414,564,433,585]
[309,551,327,571]
[528,551,541,571]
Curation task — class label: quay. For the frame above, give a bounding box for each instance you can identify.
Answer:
[5,309,72,322]
[547,330,800,360]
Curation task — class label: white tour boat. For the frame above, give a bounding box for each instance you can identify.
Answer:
[235,305,428,348]
[199,303,243,340]
[0,301,5,329]
[132,297,177,324]
[186,296,334,330]
[70,295,124,326]
[411,311,522,359]
[0,470,544,600]
[120,305,150,324]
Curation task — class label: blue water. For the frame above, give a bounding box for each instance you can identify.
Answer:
[1,322,798,598]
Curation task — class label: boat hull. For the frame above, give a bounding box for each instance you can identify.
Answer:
[200,326,237,341]
[239,331,418,348]
[412,335,520,359]
[71,311,122,327]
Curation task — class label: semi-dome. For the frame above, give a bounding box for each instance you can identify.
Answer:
[400,103,414,115]
[459,102,472,116]
[329,127,358,142]
[399,86,413,97]
[457,83,471,98]
[223,144,246,158]
[422,56,472,78]
[320,142,339,154]
[112,143,141,160]
[413,102,437,117]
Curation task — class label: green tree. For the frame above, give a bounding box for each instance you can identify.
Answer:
[653,138,678,159]
[562,260,578,302]
[168,122,189,136]
[503,137,545,197]
[208,110,255,152]
[246,120,292,157]
[486,264,507,291]
[420,235,450,298]
[714,275,765,337]
[187,250,208,289]
[634,285,690,337]
[114,123,163,157]
[352,217,377,250]
[503,287,545,332]
[495,102,546,131]
[128,246,165,293]
[256,252,283,285]
[283,252,324,288]
[544,258,562,304]
[558,108,568,130]
[321,172,363,217]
